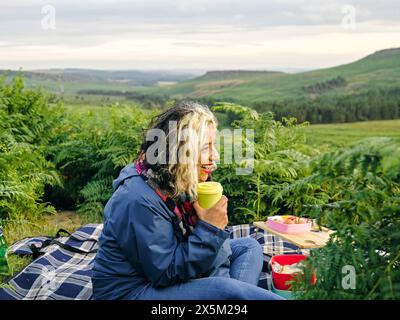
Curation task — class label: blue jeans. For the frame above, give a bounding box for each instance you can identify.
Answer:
[131,237,284,300]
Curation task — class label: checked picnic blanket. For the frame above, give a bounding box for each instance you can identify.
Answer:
[0,224,307,300]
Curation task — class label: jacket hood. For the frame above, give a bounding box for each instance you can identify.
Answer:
[112,164,139,190]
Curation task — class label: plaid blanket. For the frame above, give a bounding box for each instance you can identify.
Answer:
[0,223,306,300]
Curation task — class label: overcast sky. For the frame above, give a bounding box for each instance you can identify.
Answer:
[1,0,399,71]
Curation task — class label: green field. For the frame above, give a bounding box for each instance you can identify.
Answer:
[2,48,400,126]
[142,48,400,103]
[302,119,400,150]
[3,47,400,109]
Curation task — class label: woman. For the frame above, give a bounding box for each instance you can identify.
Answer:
[92,101,282,300]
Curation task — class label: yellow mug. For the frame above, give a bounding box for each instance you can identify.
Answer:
[197,182,223,209]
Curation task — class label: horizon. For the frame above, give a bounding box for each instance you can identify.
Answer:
[1,46,397,75]
[1,66,312,74]
[1,1,400,71]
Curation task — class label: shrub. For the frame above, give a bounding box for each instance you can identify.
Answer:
[0,76,62,221]
[290,138,400,299]
[49,104,155,221]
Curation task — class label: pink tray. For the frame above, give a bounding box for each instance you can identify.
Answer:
[267,216,312,234]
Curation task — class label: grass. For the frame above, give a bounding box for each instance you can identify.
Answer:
[0,211,84,285]
[301,119,400,151]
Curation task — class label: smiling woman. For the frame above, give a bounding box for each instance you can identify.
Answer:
[91,101,283,300]
[137,101,219,200]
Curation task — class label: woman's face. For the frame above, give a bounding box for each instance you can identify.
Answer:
[198,123,219,182]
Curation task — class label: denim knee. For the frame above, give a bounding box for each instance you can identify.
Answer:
[234,237,263,255]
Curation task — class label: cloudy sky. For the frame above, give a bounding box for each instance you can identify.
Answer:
[1,0,399,71]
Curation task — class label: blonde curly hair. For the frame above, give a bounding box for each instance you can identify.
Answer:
[139,101,218,200]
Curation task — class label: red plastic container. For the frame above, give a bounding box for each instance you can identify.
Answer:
[270,254,316,290]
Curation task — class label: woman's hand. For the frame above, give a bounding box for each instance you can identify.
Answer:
[192,195,228,230]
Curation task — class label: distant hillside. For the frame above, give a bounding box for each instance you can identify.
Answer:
[2,48,400,123]
[197,70,283,81]
[0,68,200,98]
[143,47,400,103]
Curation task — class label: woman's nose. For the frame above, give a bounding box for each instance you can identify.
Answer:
[210,146,220,163]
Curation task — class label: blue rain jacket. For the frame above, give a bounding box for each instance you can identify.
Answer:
[91,164,232,300]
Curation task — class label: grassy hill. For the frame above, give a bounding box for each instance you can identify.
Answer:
[2,48,399,105]
[0,68,200,105]
[142,48,400,103]
[2,48,400,122]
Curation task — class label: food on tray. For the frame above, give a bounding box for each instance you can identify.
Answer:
[267,215,313,234]
[271,215,309,224]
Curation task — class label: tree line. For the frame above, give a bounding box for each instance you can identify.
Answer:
[252,87,400,124]
[77,89,169,109]
[302,76,347,94]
